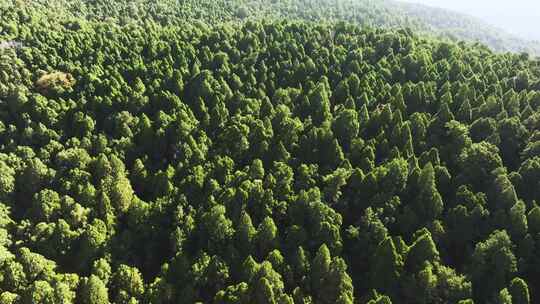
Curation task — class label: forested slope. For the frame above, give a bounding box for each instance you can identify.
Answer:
[3,0,537,55]
[391,1,540,56]
[2,0,540,303]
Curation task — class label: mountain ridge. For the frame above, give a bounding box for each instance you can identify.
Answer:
[3,0,538,55]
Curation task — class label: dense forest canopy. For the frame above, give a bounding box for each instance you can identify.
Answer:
[3,0,538,55]
[1,0,540,303]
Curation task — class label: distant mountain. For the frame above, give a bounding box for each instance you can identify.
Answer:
[3,0,539,55]
[390,1,540,55]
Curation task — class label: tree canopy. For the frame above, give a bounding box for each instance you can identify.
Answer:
[1,0,540,303]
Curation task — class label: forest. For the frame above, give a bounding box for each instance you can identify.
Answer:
[1,0,540,303]
[9,0,537,55]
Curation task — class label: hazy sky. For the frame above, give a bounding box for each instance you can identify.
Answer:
[399,0,540,40]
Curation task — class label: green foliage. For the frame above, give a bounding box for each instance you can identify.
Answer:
[79,275,109,304]
[470,230,517,299]
[509,277,530,304]
[406,229,440,272]
[369,237,403,296]
[0,1,540,303]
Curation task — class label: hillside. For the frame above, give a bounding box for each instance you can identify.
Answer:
[392,1,540,56]
[3,0,537,55]
[2,0,540,303]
